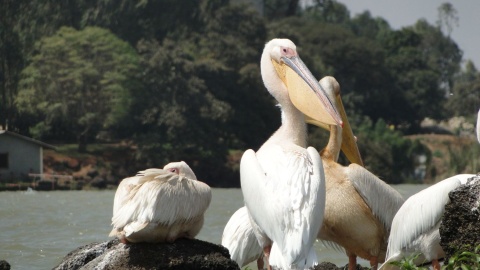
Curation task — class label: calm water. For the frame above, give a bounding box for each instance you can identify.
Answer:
[0,185,428,270]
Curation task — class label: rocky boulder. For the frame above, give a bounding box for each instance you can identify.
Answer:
[54,238,240,270]
[0,260,10,270]
[54,237,371,270]
[440,174,480,260]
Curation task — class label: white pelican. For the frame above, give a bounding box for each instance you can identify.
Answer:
[380,109,480,270]
[477,108,480,144]
[109,161,211,243]
[221,206,264,268]
[379,174,476,270]
[240,38,343,270]
[311,77,405,270]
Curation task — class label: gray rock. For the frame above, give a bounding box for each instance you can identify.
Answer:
[439,174,480,261]
[0,260,10,270]
[53,238,240,270]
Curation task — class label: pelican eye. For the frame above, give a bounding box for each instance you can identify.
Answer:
[168,168,178,174]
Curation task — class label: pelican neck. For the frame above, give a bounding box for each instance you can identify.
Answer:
[273,103,308,148]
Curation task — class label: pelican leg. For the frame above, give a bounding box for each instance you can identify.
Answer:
[256,256,264,270]
[369,256,378,270]
[347,254,357,270]
[348,254,357,270]
[263,246,272,270]
[432,259,441,270]
[120,237,130,244]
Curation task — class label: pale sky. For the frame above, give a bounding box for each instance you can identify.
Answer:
[337,0,480,69]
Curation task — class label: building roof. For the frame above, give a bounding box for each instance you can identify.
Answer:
[0,130,56,150]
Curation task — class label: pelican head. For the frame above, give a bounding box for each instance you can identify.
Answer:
[163,161,197,180]
[261,38,343,128]
[306,76,364,166]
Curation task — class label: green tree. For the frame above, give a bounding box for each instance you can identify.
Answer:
[414,19,462,97]
[0,0,23,131]
[130,1,275,185]
[446,61,480,116]
[81,0,202,45]
[356,118,429,183]
[197,1,277,150]
[302,0,350,24]
[382,27,446,131]
[436,2,458,38]
[16,26,139,152]
[133,38,232,184]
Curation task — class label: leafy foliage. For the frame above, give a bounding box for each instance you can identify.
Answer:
[388,253,428,270]
[2,0,479,185]
[16,26,139,151]
[388,245,480,270]
[443,245,480,270]
[356,118,430,183]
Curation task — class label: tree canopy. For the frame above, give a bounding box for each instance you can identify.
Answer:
[16,26,139,152]
[2,0,479,185]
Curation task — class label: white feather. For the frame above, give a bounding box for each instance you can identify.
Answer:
[241,146,324,270]
[380,174,475,269]
[110,163,211,243]
[221,207,263,267]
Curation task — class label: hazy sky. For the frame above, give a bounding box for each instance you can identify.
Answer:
[338,0,480,69]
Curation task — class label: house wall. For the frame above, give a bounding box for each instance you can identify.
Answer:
[0,134,42,181]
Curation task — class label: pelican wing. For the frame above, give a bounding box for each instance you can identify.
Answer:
[136,168,166,176]
[386,175,466,258]
[112,169,168,218]
[240,147,325,268]
[346,164,404,230]
[112,172,211,230]
[112,175,143,217]
[222,206,263,267]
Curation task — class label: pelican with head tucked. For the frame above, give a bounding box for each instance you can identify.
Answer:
[109,161,211,244]
[240,38,343,270]
[379,174,476,270]
[311,77,404,270]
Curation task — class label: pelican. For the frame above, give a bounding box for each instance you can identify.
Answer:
[221,206,264,268]
[379,174,476,270]
[310,77,405,270]
[109,161,211,243]
[477,108,480,144]
[240,38,343,270]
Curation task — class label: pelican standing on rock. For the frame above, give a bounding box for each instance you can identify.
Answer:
[312,77,404,270]
[379,174,476,270]
[240,38,343,270]
[109,161,211,244]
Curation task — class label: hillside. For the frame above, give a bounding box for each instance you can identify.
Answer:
[406,134,479,183]
[42,133,480,189]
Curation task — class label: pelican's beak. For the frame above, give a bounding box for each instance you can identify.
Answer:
[307,77,364,166]
[272,56,343,127]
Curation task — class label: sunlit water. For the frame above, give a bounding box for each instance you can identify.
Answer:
[0,185,428,270]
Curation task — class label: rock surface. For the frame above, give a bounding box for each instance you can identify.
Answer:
[54,237,370,270]
[0,260,10,270]
[54,238,240,270]
[439,174,480,260]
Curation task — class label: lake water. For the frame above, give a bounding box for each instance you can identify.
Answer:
[0,185,428,270]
